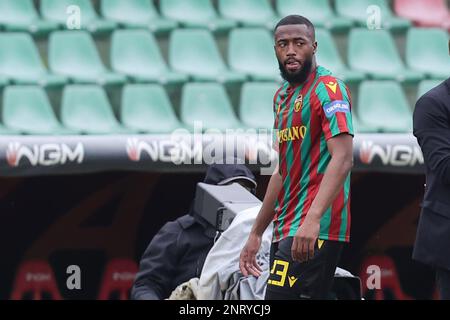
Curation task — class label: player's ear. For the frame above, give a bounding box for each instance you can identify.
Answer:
[313,41,317,55]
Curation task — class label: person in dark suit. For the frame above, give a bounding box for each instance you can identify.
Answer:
[412,42,450,299]
[131,162,257,300]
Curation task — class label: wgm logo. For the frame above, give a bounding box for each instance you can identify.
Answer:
[7,142,84,167]
[112,272,136,281]
[359,141,423,167]
[126,137,202,163]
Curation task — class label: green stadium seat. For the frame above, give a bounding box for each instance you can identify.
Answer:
[276,0,353,31]
[41,0,116,33]
[0,0,58,34]
[335,0,411,31]
[3,86,75,135]
[111,30,187,85]
[169,29,245,84]
[315,29,365,83]
[357,81,412,133]
[181,83,242,131]
[417,79,445,99]
[0,76,8,87]
[0,33,66,86]
[348,29,423,83]
[49,31,126,85]
[62,85,132,134]
[228,28,280,81]
[218,0,279,29]
[121,84,183,133]
[351,113,377,133]
[240,82,279,129]
[100,0,177,34]
[406,28,450,79]
[160,0,236,32]
[0,124,19,135]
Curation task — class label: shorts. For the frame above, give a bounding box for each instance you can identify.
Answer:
[265,237,344,300]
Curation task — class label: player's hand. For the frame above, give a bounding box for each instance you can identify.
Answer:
[291,216,320,263]
[239,233,263,277]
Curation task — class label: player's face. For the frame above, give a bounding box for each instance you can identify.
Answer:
[274,24,317,84]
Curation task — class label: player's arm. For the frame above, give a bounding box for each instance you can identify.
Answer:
[291,134,353,263]
[239,163,282,277]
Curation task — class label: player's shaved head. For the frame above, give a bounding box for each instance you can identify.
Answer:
[274,15,315,42]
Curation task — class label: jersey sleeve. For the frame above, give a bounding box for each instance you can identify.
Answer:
[272,88,282,152]
[313,77,354,141]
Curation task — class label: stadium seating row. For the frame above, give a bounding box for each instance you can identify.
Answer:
[11,259,138,300]
[0,0,449,35]
[0,80,444,136]
[0,27,448,88]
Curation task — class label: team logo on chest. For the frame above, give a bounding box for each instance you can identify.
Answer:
[294,94,303,113]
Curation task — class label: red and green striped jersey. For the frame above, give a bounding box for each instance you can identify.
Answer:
[272,65,354,243]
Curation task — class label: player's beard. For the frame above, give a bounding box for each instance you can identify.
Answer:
[278,56,313,85]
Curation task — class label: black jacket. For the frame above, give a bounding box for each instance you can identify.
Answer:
[413,78,450,271]
[131,163,256,300]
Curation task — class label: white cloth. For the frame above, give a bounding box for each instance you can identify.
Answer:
[197,205,273,300]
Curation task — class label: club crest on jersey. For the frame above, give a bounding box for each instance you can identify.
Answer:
[294,94,303,112]
[325,81,338,94]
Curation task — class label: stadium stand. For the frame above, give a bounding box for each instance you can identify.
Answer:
[49,31,126,85]
[160,0,236,32]
[357,81,413,133]
[181,82,242,131]
[121,84,183,133]
[110,29,187,85]
[359,255,413,300]
[169,29,245,83]
[394,0,450,31]
[100,0,177,34]
[335,0,411,31]
[0,0,447,138]
[218,0,279,29]
[406,28,450,79]
[239,82,279,129]
[97,259,138,300]
[3,86,75,135]
[228,28,280,81]
[0,0,58,35]
[0,123,19,135]
[276,0,352,32]
[417,79,446,99]
[61,85,133,134]
[10,260,62,300]
[348,28,423,82]
[41,0,116,33]
[315,28,365,83]
[0,33,66,86]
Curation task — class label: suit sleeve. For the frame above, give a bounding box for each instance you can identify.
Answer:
[313,78,354,141]
[131,222,180,300]
[413,96,450,185]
